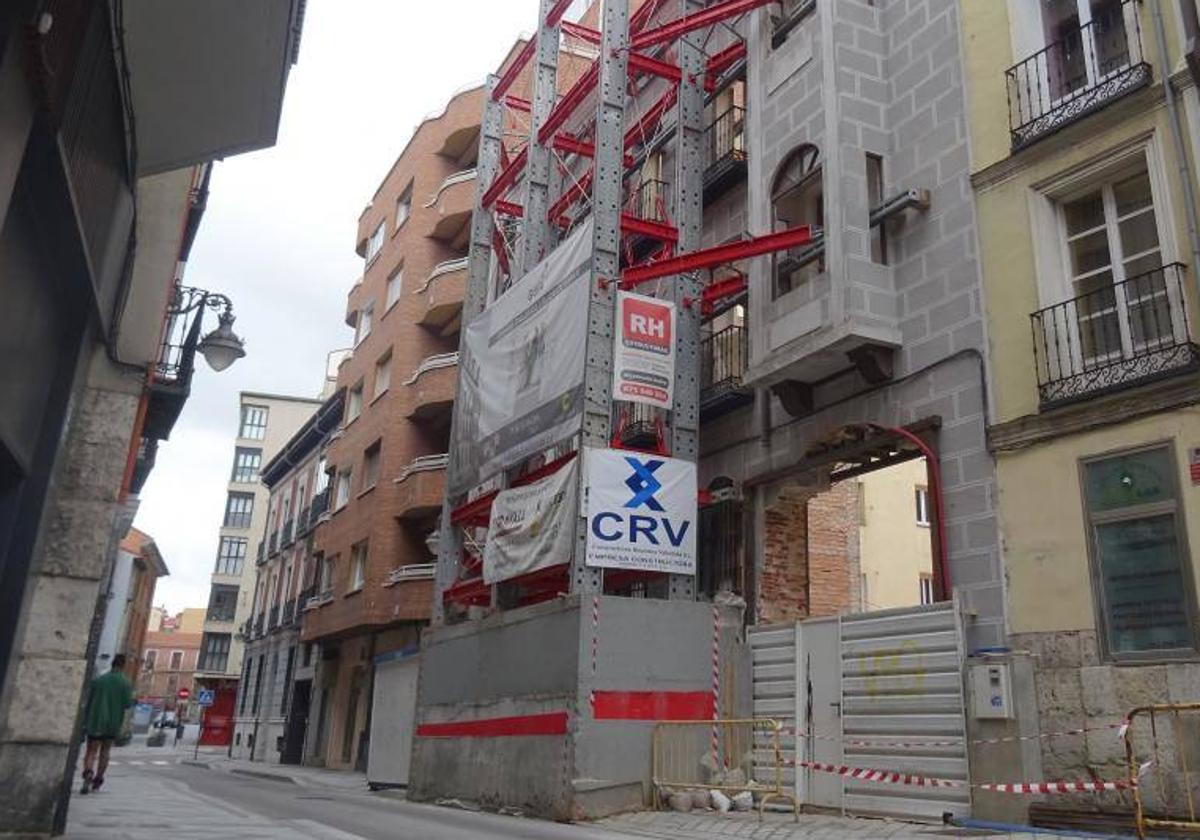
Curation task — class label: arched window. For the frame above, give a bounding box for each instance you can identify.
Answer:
[771,144,824,297]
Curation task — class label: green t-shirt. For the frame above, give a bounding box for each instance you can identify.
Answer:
[84,669,133,738]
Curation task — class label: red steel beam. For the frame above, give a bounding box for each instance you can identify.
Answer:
[545,0,574,27]
[631,0,667,32]
[701,274,747,315]
[547,167,593,222]
[621,214,678,243]
[624,87,676,149]
[706,40,746,76]
[622,226,814,286]
[552,132,596,159]
[560,21,601,44]
[631,0,776,50]
[492,37,536,102]
[481,147,528,209]
[537,61,600,145]
[503,95,532,113]
[628,51,682,83]
[495,200,524,217]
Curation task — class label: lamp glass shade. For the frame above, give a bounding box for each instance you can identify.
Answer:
[198,313,246,372]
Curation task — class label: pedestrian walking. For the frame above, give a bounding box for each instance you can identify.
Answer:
[174,718,185,747]
[79,654,134,795]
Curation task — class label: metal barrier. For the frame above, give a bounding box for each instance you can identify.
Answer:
[652,718,798,819]
[1124,703,1200,838]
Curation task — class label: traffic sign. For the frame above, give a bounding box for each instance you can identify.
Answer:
[177,687,190,700]
[196,688,215,707]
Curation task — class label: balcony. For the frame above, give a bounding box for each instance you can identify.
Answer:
[1005,0,1150,150]
[254,614,264,637]
[1031,263,1198,407]
[701,324,753,420]
[268,604,280,630]
[417,257,468,334]
[281,518,295,548]
[268,531,279,557]
[404,353,458,422]
[283,598,296,626]
[703,105,746,204]
[256,540,265,566]
[393,454,448,521]
[426,169,476,247]
[296,506,312,538]
[205,606,236,624]
[386,563,437,586]
[614,401,664,451]
[310,488,330,524]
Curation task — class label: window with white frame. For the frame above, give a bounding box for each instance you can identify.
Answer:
[349,541,368,592]
[374,351,392,399]
[919,573,934,605]
[354,303,374,346]
[346,382,364,423]
[231,447,262,483]
[386,268,403,311]
[1037,0,1133,100]
[335,468,353,510]
[320,554,335,596]
[915,486,930,527]
[223,492,254,528]
[240,404,268,439]
[1082,444,1195,658]
[365,221,385,265]
[215,536,247,575]
[143,649,157,671]
[396,184,412,230]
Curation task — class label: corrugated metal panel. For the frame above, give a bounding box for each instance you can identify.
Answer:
[840,601,969,821]
[748,624,796,788]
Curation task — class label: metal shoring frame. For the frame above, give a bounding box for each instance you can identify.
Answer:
[569,0,631,597]
[663,0,706,602]
[434,75,506,622]
[515,0,562,277]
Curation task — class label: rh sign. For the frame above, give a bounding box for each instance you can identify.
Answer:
[612,291,675,410]
[584,448,696,575]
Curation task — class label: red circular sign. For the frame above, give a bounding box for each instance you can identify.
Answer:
[177,687,190,700]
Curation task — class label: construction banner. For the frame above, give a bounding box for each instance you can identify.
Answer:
[584,448,697,575]
[612,291,675,410]
[483,458,578,584]
[448,220,592,496]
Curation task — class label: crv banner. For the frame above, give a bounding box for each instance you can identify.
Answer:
[612,291,675,410]
[483,458,578,584]
[584,448,696,575]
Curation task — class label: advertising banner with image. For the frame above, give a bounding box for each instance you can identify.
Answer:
[483,458,578,584]
[612,291,675,410]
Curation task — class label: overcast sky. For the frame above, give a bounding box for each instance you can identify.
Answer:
[134,0,550,613]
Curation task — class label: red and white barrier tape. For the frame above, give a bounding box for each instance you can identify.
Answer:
[778,720,1128,749]
[789,759,1147,794]
[589,595,599,713]
[711,604,720,763]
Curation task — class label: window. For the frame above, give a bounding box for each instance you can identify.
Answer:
[364,221,385,265]
[252,653,266,713]
[335,469,353,510]
[354,304,373,346]
[346,382,364,423]
[374,352,392,399]
[915,487,930,527]
[169,650,183,670]
[772,144,824,297]
[919,573,935,605]
[772,0,816,48]
[231,447,262,483]
[1082,445,1195,658]
[238,657,253,714]
[143,649,157,671]
[1060,168,1169,366]
[207,583,239,621]
[362,441,381,492]
[281,647,296,715]
[866,153,887,265]
[386,268,403,311]
[395,184,412,230]
[224,492,255,529]
[240,404,268,440]
[200,633,232,673]
[215,537,247,575]
[349,541,368,592]
[320,554,335,596]
[1039,0,1131,100]
[314,455,329,493]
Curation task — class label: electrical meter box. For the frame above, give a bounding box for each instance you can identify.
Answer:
[970,661,1014,719]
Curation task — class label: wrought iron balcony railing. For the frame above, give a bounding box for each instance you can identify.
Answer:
[700,323,753,419]
[268,604,280,629]
[283,598,296,625]
[1005,0,1150,150]
[296,506,311,537]
[613,400,663,450]
[205,606,236,624]
[624,177,671,224]
[310,488,330,523]
[268,531,279,556]
[703,105,746,182]
[256,540,265,565]
[1031,263,1198,407]
[281,518,295,548]
[254,614,264,636]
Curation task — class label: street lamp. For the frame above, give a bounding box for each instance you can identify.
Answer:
[196,309,246,372]
[163,286,246,381]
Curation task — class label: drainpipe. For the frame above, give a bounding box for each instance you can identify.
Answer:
[1150,0,1200,299]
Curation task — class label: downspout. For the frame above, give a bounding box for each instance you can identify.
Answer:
[1150,0,1200,297]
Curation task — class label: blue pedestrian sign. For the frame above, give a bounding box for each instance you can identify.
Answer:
[196,689,215,707]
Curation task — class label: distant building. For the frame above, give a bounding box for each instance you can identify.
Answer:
[95,528,169,678]
[138,611,203,720]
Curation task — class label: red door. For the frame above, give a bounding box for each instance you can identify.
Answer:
[199,687,236,746]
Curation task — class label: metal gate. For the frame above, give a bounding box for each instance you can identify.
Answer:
[749,600,969,820]
[366,649,420,788]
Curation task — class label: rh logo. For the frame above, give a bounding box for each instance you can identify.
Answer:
[623,457,664,511]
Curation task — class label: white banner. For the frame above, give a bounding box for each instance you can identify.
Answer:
[584,448,697,575]
[612,291,675,410]
[483,459,578,584]
[449,220,592,495]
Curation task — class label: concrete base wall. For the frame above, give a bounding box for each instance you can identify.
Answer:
[409,596,748,820]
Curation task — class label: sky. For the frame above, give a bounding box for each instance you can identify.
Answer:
[134,0,550,613]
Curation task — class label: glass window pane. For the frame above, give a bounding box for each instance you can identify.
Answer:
[1068,229,1112,276]
[1113,171,1153,216]
[1084,448,1176,512]
[1117,210,1159,263]
[1064,190,1104,236]
[1095,514,1191,653]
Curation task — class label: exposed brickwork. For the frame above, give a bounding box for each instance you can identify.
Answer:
[760,488,809,624]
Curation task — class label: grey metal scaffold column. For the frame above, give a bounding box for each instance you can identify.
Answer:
[433,75,504,622]
[569,0,631,596]
[515,0,562,276]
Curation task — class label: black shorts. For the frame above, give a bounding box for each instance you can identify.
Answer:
[86,734,115,744]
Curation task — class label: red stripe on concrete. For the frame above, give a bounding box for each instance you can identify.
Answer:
[591,690,715,721]
[416,712,569,738]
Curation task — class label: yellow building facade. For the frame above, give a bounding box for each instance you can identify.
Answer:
[962,0,1200,816]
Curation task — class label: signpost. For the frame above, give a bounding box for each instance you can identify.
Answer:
[191,688,214,759]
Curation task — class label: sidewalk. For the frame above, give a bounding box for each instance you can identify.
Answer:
[182,747,371,792]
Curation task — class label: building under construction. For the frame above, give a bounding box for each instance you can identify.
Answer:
[410,0,1008,822]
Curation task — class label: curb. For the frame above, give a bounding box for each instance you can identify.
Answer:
[181,760,211,769]
[230,767,298,785]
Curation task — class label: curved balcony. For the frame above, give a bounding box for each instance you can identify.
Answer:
[417,257,468,333]
[393,454,448,521]
[404,353,458,421]
[425,169,476,245]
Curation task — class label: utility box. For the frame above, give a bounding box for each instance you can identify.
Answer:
[969,661,1013,719]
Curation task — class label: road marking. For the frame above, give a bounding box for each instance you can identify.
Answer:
[152,760,169,766]
[289,820,373,839]
[128,760,145,765]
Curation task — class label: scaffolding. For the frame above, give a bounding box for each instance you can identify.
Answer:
[435,0,815,620]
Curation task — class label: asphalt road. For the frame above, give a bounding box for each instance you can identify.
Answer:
[63,755,638,840]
